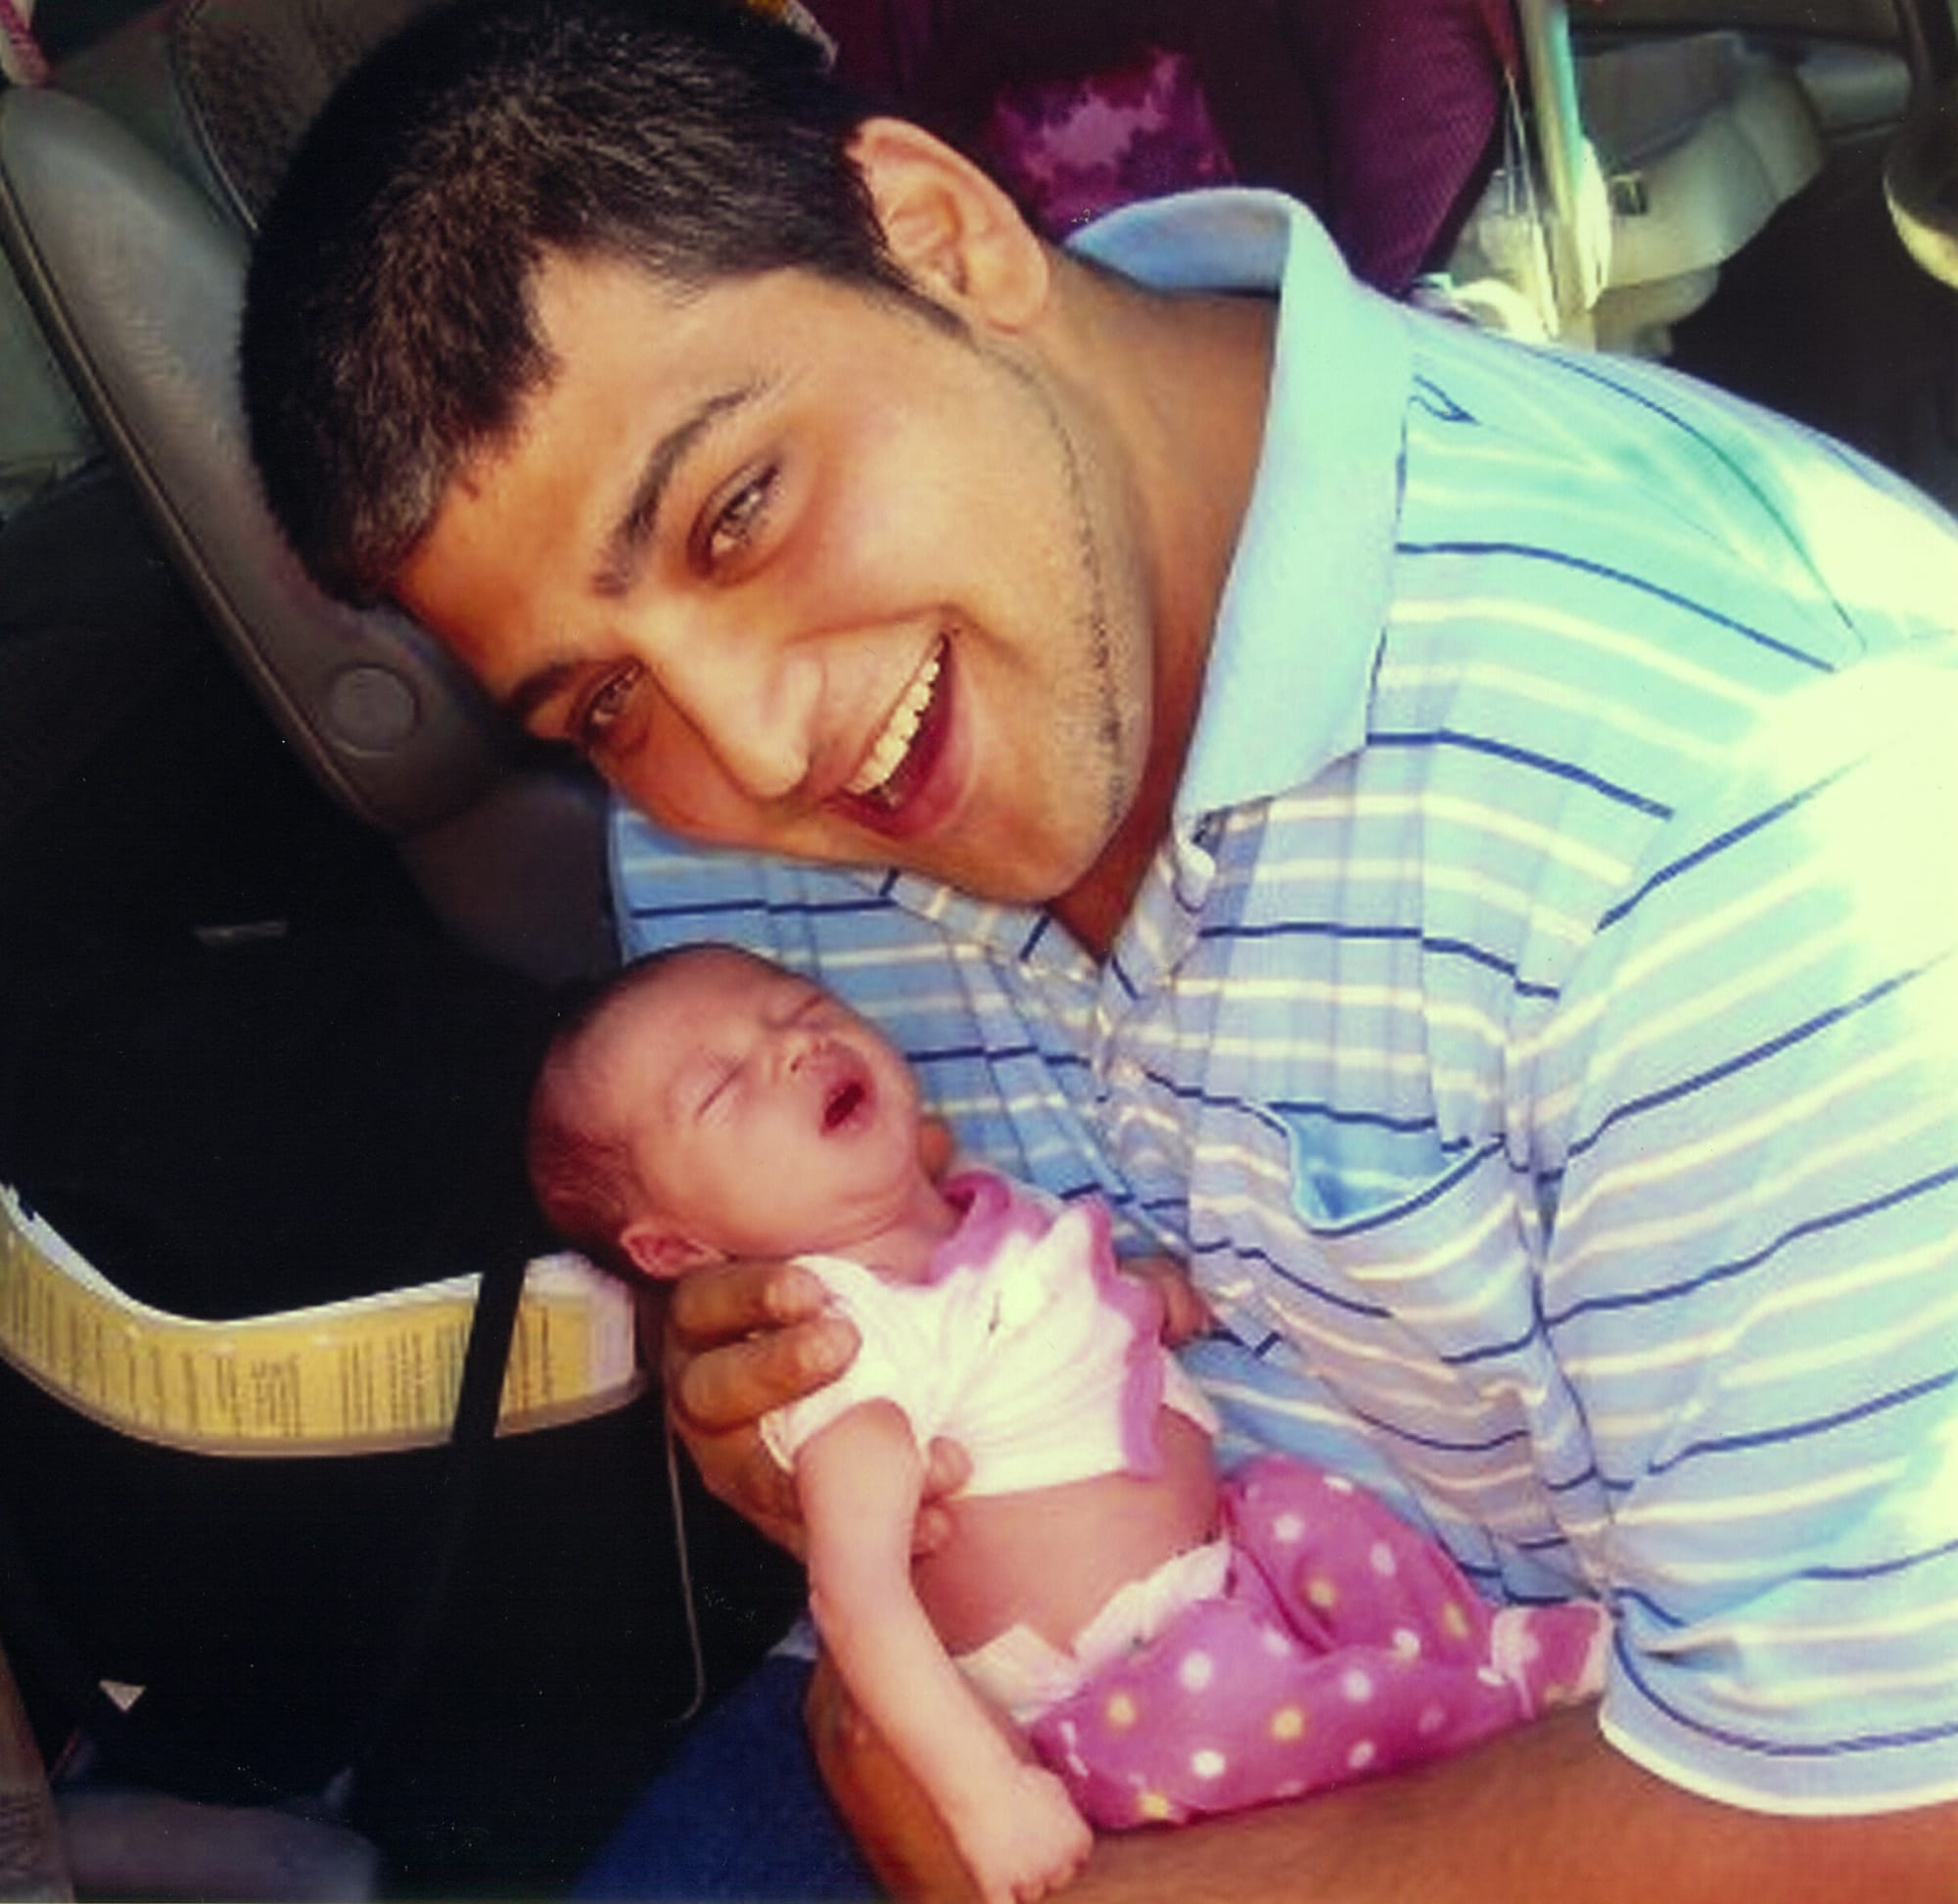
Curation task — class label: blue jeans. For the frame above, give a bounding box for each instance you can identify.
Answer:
[573,1655,879,1901]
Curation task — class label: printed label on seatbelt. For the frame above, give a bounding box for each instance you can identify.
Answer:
[0,1184,644,1455]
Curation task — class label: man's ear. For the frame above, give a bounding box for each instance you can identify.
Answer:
[620,1218,723,1282]
[848,116,1049,330]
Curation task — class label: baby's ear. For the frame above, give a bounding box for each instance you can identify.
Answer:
[917,1116,956,1180]
[620,1220,723,1282]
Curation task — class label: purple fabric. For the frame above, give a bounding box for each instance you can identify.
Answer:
[975,44,1236,239]
[806,0,1515,294]
[1286,0,1517,291]
[1026,1455,1607,1830]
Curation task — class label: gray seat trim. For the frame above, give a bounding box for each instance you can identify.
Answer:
[0,87,515,837]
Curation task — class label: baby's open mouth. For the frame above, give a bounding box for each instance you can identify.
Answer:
[823,1079,866,1130]
[845,640,945,804]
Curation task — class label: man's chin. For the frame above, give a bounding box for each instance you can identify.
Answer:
[685,809,1095,913]
[905,835,1092,909]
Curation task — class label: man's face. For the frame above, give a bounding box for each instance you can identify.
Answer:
[395,251,1157,907]
[594,947,928,1263]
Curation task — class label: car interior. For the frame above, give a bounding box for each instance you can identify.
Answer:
[0,0,1954,1895]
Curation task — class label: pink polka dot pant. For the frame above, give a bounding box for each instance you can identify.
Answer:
[1027,1454,1608,1830]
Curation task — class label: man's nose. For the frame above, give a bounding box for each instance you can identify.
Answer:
[655,624,819,805]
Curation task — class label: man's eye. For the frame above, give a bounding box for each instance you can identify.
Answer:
[574,664,645,751]
[703,467,776,570]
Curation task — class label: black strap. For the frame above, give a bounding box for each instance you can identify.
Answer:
[346,1240,531,1776]
[0,1246,532,1802]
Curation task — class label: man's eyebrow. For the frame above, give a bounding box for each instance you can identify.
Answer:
[591,382,767,599]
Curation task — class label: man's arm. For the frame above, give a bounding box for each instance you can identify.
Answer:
[796,1402,1091,1904]
[813,1671,1958,1904]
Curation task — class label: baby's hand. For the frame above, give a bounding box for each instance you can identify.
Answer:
[1120,1254,1213,1349]
[950,1763,1091,1904]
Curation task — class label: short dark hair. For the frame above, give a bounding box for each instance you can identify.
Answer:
[241,0,923,604]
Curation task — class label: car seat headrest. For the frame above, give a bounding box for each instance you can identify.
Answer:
[1,0,617,981]
[171,0,435,232]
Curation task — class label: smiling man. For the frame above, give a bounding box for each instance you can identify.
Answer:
[241,1,1958,1899]
[381,223,1241,951]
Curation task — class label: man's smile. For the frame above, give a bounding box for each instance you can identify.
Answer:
[846,639,944,798]
[835,635,956,839]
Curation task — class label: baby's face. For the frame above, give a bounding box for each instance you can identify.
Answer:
[595,946,929,1262]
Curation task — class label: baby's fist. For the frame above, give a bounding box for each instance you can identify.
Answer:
[956,1764,1091,1904]
[1120,1254,1213,1349]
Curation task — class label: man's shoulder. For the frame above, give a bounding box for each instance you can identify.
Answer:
[1394,315,1958,672]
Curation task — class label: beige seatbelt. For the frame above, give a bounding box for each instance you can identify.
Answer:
[0,1184,642,1457]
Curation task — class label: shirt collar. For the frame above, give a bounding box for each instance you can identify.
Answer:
[839,189,1413,964]
[1072,189,1412,822]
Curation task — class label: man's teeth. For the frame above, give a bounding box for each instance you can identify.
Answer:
[846,651,941,798]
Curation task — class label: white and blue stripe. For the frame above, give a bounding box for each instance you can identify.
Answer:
[614,191,1958,1814]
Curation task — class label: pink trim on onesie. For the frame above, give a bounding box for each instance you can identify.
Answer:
[760,1169,1207,1493]
[924,1169,1051,1280]
[931,1170,1170,1478]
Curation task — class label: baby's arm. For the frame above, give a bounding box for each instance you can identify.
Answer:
[795,1401,1091,1904]
[1117,1253,1212,1348]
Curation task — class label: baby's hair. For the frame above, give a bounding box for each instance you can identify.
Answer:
[526,948,695,1275]
[527,943,774,1273]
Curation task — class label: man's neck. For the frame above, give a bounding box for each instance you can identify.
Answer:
[1050,721,1189,958]
[1048,269,1278,960]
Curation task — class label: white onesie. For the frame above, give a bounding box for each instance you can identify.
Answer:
[760,1168,1216,1494]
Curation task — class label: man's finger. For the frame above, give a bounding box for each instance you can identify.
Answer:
[920,1437,972,1503]
[665,1257,830,1350]
[911,1438,972,1557]
[669,1314,860,1431]
[677,1425,808,1556]
[910,1502,956,1560]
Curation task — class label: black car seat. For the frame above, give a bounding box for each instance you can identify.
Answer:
[0,17,818,1893]
[0,0,616,987]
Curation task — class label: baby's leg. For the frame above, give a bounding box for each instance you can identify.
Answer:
[1025,1457,1611,1832]
[1224,1454,1497,1660]
[1225,1453,1608,1708]
[1026,1590,1530,1830]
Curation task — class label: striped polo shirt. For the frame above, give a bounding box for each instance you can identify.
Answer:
[613,191,1958,1815]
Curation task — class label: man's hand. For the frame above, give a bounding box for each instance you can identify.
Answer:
[661,1114,969,1556]
[661,1257,860,1555]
